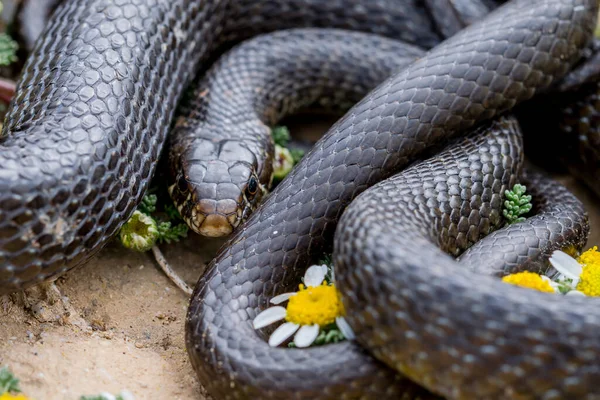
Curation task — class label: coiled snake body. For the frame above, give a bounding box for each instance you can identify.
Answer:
[0,0,444,292]
[167,30,424,237]
[0,0,599,399]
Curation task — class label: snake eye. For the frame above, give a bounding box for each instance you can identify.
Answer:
[177,175,188,192]
[247,176,258,196]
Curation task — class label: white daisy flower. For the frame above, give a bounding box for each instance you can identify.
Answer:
[548,250,586,295]
[549,250,582,286]
[253,264,355,348]
[548,247,600,297]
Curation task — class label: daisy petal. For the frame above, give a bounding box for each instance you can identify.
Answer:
[336,316,355,340]
[294,324,320,348]
[268,322,299,347]
[566,290,586,296]
[549,251,582,281]
[270,292,296,304]
[253,306,286,329]
[304,265,327,287]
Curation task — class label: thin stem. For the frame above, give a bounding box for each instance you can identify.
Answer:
[151,245,192,295]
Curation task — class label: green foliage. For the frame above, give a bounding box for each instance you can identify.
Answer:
[290,148,305,164]
[318,254,333,268]
[313,326,346,345]
[288,324,346,348]
[157,221,188,244]
[137,194,157,215]
[503,184,532,224]
[164,203,183,222]
[119,210,158,252]
[0,33,18,67]
[119,194,188,251]
[271,126,306,180]
[271,126,291,147]
[0,366,21,394]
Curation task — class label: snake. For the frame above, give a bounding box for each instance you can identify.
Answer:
[167,30,424,237]
[166,2,600,239]
[0,0,463,293]
[183,0,600,398]
[0,0,598,398]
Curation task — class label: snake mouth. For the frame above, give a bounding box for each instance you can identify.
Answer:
[194,214,236,237]
[189,199,241,237]
[168,181,247,237]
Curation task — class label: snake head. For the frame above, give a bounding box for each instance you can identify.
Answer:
[168,154,269,238]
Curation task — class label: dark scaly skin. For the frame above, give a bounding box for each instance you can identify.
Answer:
[518,42,600,193]
[185,118,525,400]
[169,1,504,238]
[458,169,590,276]
[168,30,424,237]
[334,143,591,399]
[186,0,597,398]
[423,0,491,38]
[556,39,600,92]
[0,0,596,398]
[557,80,600,193]
[0,0,447,294]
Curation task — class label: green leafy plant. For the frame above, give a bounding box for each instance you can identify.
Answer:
[119,195,188,252]
[119,210,158,252]
[137,194,157,215]
[164,203,182,221]
[289,148,305,164]
[0,33,18,67]
[288,324,346,348]
[157,221,188,244]
[0,366,21,395]
[118,194,192,294]
[271,126,305,181]
[271,126,291,147]
[503,184,532,224]
[318,254,333,268]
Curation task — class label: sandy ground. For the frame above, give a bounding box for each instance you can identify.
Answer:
[0,233,227,400]
[1,114,600,400]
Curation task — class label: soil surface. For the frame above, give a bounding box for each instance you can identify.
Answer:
[1,117,600,399]
[0,234,225,400]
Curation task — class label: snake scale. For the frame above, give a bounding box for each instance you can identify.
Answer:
[0,0,599,399]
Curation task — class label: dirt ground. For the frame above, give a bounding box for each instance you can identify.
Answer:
[1,111,600,400]
[0,233,226,400]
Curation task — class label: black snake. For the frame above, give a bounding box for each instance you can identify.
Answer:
[167,30,423,236]
[0,0,599,399]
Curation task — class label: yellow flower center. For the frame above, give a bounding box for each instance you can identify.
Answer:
[576,246,600,297]
[285,283,344,326]
[0,394,30,400]
[502,271,554,293]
